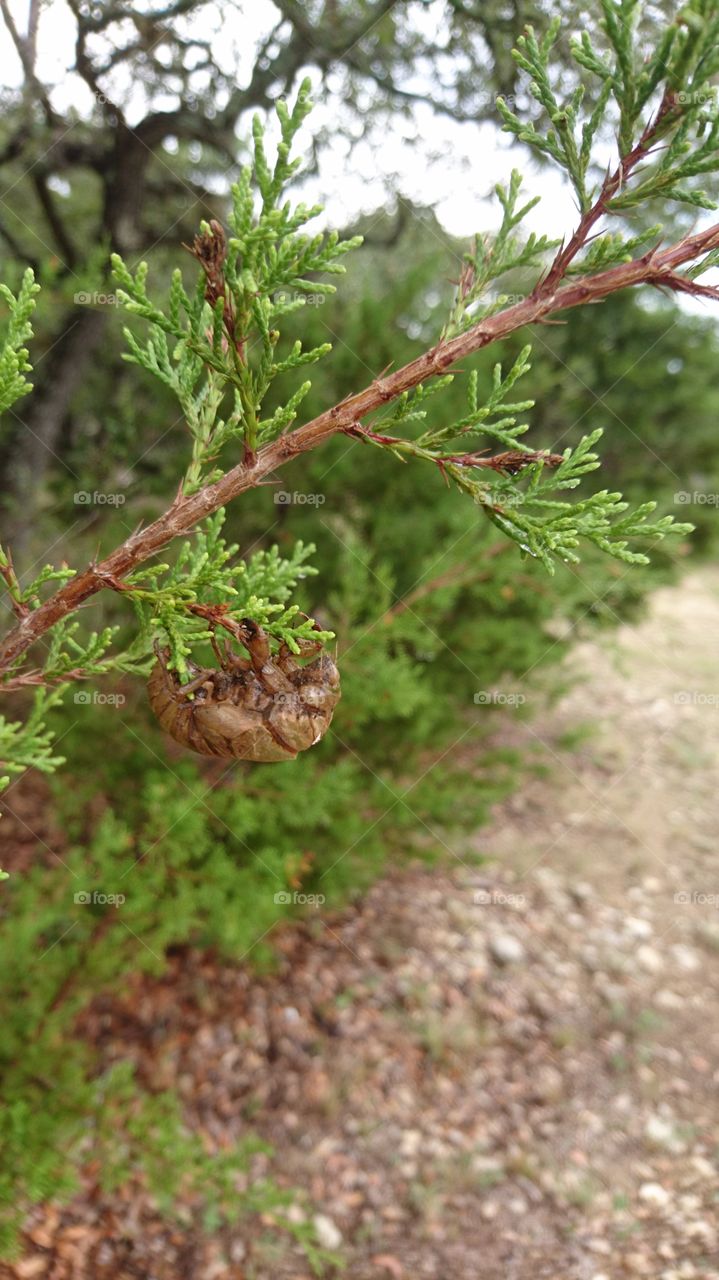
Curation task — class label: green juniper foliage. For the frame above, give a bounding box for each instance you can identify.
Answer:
[498,4,719,216]
[117,516,329,682]
[5,7,719,784]
[0,269,38,415]
[441,171,560,334]
[111,80,360,483]
[349,350,688,571]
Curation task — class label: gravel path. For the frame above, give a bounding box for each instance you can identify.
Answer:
[8,571,719,1280]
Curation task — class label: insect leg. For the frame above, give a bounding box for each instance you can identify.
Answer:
[238,619,271,671]
[277,642,300,676]
[209,630,226,668]
[176,671,213,699]
[260,705,297,756]
[153,640,172,674]
[222,639,252,673]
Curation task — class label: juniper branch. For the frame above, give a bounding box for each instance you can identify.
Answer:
[1,216,717,679]
[539,86,678,293]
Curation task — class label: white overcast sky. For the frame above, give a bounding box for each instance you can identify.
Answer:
[2,0,578,240]
[2,0,717,311]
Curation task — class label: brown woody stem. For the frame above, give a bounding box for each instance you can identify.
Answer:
[1,218,718,680]
[539,89,677,294]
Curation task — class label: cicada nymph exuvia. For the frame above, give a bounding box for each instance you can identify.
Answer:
[148,619,340,763]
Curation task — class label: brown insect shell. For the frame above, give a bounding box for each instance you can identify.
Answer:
[148,647,340,763]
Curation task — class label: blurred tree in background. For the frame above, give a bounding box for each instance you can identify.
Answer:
[0,0,678,535]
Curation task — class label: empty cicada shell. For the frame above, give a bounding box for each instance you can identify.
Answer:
[148,619,340,763]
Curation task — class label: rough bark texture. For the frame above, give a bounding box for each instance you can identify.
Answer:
[1,309,108,552]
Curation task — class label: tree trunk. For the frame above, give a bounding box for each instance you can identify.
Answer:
[1,307,107,556]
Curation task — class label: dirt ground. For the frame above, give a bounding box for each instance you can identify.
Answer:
[6,570,719,1280]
